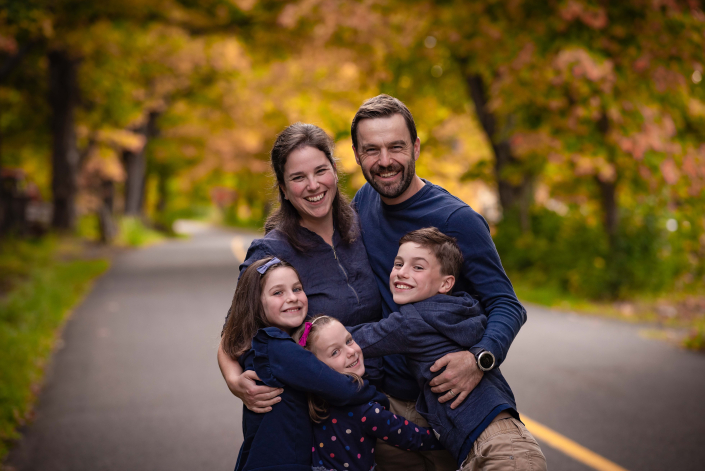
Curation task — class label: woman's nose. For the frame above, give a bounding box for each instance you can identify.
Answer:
[307,175,320,190]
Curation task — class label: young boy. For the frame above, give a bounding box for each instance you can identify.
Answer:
[352,227,546,471]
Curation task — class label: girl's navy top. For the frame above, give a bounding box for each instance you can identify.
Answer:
[236,226,382,327]
[235,327,387,471]
[312,401,441,471]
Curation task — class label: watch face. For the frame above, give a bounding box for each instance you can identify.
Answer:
[479,352,494,370]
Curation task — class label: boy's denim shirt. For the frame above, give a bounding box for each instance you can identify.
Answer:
[351,292,518,464]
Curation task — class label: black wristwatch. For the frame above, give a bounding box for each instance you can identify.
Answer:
[474,349,496,372]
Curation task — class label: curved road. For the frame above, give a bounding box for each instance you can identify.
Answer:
[5,226,705,470]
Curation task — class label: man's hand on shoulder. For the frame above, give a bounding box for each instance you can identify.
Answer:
[428,351,483,409]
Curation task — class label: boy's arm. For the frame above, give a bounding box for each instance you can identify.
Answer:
[363,356,385,386]
[361,403,442,451]
[349,312,414,358]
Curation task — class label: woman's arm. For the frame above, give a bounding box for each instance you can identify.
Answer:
[217,340,283,413]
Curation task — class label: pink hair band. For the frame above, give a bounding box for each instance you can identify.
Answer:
[298,322,313,346]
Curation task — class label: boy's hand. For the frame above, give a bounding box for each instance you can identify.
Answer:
[429,351,483,409]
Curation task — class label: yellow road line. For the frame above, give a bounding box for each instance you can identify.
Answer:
[230,236,248,262]
[522,415,629,471]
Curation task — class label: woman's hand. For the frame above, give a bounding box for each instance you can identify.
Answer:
[218,341,283,413]
[428,351,483,409]
[230,370,284,413]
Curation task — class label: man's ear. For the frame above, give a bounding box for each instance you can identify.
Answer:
[353,145,361,166]
[279,184,288,200]
[438,275,455,294]
[413,137,421,161]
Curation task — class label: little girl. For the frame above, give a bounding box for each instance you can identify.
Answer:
[293,315,441,471]
[221,257,387,471]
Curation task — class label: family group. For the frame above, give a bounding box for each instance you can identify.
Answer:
[218,94,547,471]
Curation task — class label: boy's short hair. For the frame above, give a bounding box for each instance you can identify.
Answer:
[399,227,463,278]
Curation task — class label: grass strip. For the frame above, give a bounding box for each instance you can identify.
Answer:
[0,237,109,461]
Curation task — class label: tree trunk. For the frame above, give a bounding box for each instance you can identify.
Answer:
[596,113,618,245]
[0,106,5,234]
[98,179,117,243]
[122,148,146,216]
[49,50,80,230]
[122,111,160,217]
[597,178,618,244]
[156,169,168,215]
[465,73,532,231]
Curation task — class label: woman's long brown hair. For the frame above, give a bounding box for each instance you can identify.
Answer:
[221,257,301,360]
[265,123,359,252]
[292,315,363,422]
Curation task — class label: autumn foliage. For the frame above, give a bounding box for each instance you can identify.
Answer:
[1,0,703,299]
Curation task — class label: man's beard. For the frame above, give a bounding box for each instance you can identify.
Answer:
[362,159,416,200]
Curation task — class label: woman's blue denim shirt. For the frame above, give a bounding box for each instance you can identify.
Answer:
[237,226,382,327]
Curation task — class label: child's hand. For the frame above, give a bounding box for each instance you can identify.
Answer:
[429,351,482,409]
[233,370,284,413]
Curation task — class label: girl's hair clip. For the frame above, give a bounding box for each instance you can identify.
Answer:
[256,257,282,275]
[298,322,313,346]
[298,316,330,347]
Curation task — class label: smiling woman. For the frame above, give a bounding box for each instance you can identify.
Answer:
[218,123,384,471]
[217,121,383,410]
[265,123,358,250]
[279,146,338,239]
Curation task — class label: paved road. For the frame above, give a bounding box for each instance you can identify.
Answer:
[5,226,705,470]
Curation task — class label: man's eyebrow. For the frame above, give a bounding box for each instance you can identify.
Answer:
[410,257,429,264]
[387,140,408,147]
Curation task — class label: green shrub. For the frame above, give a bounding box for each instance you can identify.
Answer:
[115,217,165,247]
[0,237,109,460]
[494,207,700,300]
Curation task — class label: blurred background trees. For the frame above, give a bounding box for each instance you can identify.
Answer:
[1,0,704,302]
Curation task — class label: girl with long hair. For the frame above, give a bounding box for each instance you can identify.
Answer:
[222,257,385,471]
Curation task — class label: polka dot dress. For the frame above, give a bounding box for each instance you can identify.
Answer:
[311,401,440,471]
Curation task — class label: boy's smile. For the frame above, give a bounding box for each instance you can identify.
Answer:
[390,242,454,305]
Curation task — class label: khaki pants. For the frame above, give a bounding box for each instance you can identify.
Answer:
[460,412,547,471]
[374,395,457,471]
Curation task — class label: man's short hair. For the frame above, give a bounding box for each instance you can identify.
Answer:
[351,94,417,150]
[399,227,463,278]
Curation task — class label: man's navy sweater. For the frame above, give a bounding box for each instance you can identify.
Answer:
[352,181,526,401]
[351,293,517,464]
